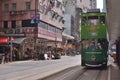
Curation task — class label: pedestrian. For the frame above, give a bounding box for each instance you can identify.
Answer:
[98,43,102,50]
[44,53,49,60]
[33,51,38,60]
[1,53,5,64]
[6,51,10,63]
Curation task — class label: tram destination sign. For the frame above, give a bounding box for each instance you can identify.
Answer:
[87,9,100,13]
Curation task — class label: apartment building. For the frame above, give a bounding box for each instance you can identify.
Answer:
[0,0,64,59]
[76,0,97,12]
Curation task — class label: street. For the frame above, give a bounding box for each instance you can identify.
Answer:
[0,55,81,80]
[40,66,108,80]
[39,55,115,80]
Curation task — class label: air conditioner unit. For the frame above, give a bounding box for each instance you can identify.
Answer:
[15,28,23,34]
[9,11,17,15]
[18,11,25,15]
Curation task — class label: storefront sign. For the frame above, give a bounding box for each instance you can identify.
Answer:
[0,37,8,44]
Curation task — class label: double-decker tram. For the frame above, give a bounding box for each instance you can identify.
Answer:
[80,9,108,68]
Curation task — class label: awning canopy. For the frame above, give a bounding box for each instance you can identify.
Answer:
[62,33,74,39]
[13,38,26,44]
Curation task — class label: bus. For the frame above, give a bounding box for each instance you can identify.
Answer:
[80,9,108,68]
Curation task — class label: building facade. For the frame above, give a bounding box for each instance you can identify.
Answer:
[76,0,97,12]
[62,0,97,54]
[0,0,64,59]
[102,0,106,12]
[76,0,91,12]
[90,0,97,9]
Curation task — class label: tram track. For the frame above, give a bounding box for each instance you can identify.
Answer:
[39,66,86,80]
[38,66,108,80]
[95,70,102,80]
[76,68,104,80]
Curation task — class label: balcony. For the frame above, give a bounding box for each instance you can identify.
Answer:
[0,28,23,34]
[0,28,25,37]
[9,10,26,16]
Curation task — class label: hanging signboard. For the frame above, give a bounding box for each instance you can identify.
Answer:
[0,37,8,44]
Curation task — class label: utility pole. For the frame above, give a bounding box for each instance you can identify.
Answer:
[9,37,14,62]
[55,35,57,54]
[34,0,37,52]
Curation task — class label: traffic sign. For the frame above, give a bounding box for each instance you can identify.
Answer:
[31,13,40,24]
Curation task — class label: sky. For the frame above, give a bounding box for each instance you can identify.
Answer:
[97,0,103,10]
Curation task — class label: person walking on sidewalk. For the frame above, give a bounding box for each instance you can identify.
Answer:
[5,51,10,63]
[1,53,5,64]
[2,51,10,64]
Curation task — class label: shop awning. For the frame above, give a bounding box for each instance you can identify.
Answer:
[62,33,74,39]
[13,38,26,44]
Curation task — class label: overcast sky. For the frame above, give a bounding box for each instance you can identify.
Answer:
[97,0,103,10]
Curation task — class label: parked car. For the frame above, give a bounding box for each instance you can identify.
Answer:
[52,53,61,59]
[38,53,45,60]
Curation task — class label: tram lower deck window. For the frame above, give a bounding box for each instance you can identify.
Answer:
[100,16,105,24]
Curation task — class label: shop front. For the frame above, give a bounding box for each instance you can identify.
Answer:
[62,33,75,55]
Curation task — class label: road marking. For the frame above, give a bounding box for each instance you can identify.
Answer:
[108,65,111,80]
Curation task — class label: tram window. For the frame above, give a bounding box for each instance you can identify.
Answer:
[98,38,108,49]
[88,39,97,49]
[82,39,107,50]
[82,39,97,49]
[100,16,105,25]
[82,39,89,49]
[81,17,87,26]
[88,16,98,25]
[89,42,96,49]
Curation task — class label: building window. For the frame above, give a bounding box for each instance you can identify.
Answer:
[12,3,16,11]
[11,20,16,28]
[56,1,61,8]
[4,4,9,12]
[39,21,48,29]
[26,2,31,10]
[4,21,8,29]
[56,28,61,34]
[22,19,37,27]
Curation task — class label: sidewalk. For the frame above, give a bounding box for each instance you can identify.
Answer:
[110,65,120,80]
[0,60,33,65]
[0,55,69,65]
[108,55,120,80]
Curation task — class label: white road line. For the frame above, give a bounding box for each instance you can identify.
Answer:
[108,65,111,80]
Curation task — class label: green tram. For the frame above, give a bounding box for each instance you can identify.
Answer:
[80,9,108,68]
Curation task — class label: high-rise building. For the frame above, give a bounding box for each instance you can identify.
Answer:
[102,0,106,12]
[76,0,91,12]
[62,0,92,52]
[90,0,97,9]
[63,0,92,40]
